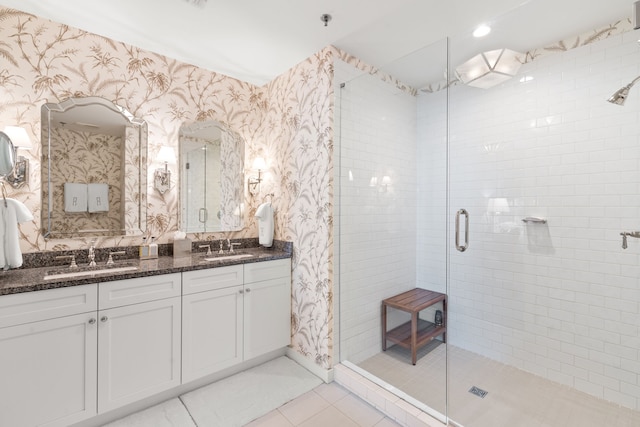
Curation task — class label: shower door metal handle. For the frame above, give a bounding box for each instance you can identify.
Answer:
[455,209,469,252]
[198,208,208,223]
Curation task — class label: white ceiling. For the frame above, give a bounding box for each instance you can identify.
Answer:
[0,0,635,88]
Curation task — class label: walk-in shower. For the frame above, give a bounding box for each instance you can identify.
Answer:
[336,2,640,426]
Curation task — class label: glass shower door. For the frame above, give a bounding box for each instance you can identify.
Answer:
[445,3,640,425]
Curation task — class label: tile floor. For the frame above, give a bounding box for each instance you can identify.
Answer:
[246,383,401,427]
[104,356,401,427]
[358,343,640,427]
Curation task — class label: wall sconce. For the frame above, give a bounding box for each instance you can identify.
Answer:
[154,146,176,194]
[455,49,522,89]
[248,157,267,196]
[3,126,32,188]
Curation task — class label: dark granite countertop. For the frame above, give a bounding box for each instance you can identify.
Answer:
[0,243,292,296]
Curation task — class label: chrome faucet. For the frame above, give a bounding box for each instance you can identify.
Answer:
[88,240,97,267]
[199,244,212,256]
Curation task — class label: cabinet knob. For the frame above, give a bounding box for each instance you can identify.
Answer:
[239,289,244,294]
[245,288,251,293]
[88,318,96,325]
[100,316,109,322]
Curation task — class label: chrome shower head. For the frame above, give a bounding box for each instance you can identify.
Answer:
[607,85,630,105]
[608,75,640,106]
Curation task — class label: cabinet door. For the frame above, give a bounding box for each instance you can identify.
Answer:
[182,286,243,382]
[244,276,291,360]
[98,296,181,413]
[0,313,98,427]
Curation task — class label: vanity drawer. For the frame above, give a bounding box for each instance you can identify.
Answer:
[0,284,98,328]
[244,259,291,284]
[99,273,181,309]
[182,265,243,295]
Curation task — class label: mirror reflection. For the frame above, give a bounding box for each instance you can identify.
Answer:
[179,121,244,233]
[41,97,147,239]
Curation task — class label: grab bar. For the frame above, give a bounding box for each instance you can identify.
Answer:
[455,209,469,252]
[522,217,547,224]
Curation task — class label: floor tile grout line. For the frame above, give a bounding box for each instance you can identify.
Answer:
[178,395,199,427]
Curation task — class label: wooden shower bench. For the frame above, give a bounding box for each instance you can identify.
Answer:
[381,288,447,365]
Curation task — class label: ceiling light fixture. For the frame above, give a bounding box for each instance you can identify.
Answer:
[455,49,523,89]
[473,25,491,38]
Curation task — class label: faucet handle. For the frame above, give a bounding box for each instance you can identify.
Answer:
[107,250,126,265]
[199,244,212,256]
[230,242,241,253]
[55,255,77,269]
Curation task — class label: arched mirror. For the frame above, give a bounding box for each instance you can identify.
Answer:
[179,121,244,233]
[0,132,15,178]
[41,97,148,239]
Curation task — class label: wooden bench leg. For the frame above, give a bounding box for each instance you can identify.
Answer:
[381,303,387,351]
[411,312,418,365]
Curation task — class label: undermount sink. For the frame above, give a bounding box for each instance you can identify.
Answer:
[203,253,254,262]
[44,265,138,280]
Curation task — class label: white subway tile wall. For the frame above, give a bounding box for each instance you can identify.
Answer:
[335,60,419,365]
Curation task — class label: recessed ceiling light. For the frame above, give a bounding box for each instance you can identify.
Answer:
[473,25,491,38]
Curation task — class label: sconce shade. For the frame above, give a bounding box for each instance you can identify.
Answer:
[3,126,32,149]
[488,197,510,214]
[455,49,522,89]
[252,156,267,171]
[157,146,176,164]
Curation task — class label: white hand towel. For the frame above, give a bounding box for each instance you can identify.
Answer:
[64,183,88,213]
[255,202,274,247]
[88,183,109,213]
[0,198,34,270]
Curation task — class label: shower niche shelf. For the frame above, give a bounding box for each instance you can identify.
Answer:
[382,288,446,365]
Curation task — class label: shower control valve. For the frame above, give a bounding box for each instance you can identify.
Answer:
[620,231,640,249]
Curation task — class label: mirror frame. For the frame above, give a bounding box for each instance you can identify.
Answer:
[41,97,148,239]
[0,131,16,178]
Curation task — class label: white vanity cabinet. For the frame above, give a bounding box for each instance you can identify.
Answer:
[0,256,291,426]
[243,258,292,359]
[182,265,244,381]
[97,273,182,413]
[182,259,291,382]
[0,285,98,427]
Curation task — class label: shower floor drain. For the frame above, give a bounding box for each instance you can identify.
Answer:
[469,386,488,398]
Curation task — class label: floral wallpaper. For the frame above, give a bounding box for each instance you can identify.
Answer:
[0,6,336,369]
[260,47,335,368]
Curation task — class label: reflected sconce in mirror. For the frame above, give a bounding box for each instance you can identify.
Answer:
[455,49,522,89]
[154,146,176,194]
[3,126,32,188]
[381,175,391,192]
[248,157,267,196]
